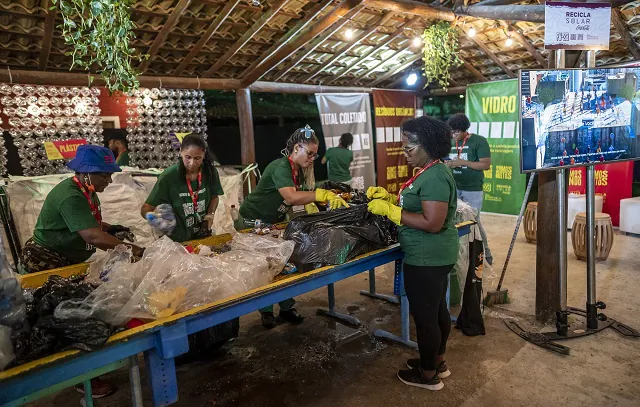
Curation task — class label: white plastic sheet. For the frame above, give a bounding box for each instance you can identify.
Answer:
[454,199,478,290]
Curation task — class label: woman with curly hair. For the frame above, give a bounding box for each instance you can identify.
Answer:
[237,125,349,329]
[367,116,458,391]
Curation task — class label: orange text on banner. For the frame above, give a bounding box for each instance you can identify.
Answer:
[43,139,87,160]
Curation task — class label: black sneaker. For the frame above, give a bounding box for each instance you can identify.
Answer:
[405,359,451,379]
[397,368,444,391]
[278,308,304,324]
[261,312,277,329]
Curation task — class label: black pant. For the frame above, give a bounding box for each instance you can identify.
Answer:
[404,263,454,371]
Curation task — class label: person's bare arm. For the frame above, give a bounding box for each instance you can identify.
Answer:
[278,187,317,206]
[446,157,491,171]
[78,227,144,257]
[400,200,449,233]
[321,156,327,165]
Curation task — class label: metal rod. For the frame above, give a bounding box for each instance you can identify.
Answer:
[586,166,598,329]
[558,169,567,312]
[129,355,144,407]
[327,283,336,313]
[555,49,566,69]
[585,50,597,68]
[368,269,376,293]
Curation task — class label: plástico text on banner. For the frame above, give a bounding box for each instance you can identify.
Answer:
[544,1,611,50]
[465,80,526,215]
[372,89,416,192]
[315,93,375,190]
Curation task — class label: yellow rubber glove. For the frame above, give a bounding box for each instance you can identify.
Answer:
[367,199,402,226]
[305,203,320,214]
[315,188,336,203]
[328,196,349,210]
[366,186,397,204]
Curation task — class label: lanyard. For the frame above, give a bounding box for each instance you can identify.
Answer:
[456,135,469,158]
[186,170,203,213]
[288,157,301,191]
[397,160,441,202]
[72,176,101,225]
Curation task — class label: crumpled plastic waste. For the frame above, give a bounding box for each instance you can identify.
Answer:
[146,203,177,236]
[55,235,295,326]
[284,204,397,269]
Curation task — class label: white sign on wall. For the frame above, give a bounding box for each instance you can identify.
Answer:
[544,1,611,50]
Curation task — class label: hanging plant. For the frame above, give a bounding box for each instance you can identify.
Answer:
[52,0,148,93]
[421,22,463,90]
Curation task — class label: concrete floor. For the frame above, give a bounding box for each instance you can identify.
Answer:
[33,214,640,407]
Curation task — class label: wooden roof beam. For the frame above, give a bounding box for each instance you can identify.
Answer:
[612,8,640,60]
[366,0,454,21]
[369,53,422,87]
[239,0,334,79]
[39,2,56,70]
[302,11,396,84]
[172,0,241,76]
[501,21,546,67]
[467,34,516,77]
[138,0,192,73]
[328,17,422,85]
[272,5,366,82]
[241,0,364,86]
[203,0,290,77]
[460,57,488,82]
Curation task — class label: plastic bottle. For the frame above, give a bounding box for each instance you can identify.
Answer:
[230,205,239,221]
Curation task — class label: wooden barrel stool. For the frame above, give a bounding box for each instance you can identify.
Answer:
[571,212,614,261]
[524,202,538,243]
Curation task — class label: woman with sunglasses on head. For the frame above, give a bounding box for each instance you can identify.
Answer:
[367,116,458,391]
[237,125,349,329]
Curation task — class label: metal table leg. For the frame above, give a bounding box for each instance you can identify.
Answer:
[129,355,144,407]
[359,269,400,304]
[373,260,455,349]
[317,283,362,326]
[82,380,93,407]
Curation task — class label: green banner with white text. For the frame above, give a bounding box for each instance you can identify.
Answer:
[465,80,525,215]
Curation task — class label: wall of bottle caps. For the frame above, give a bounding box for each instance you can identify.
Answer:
[0,84,103,176]
[125,88,207,169]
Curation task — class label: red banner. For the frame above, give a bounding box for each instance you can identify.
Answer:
[372,89,416,191]
[567,161,634,226]
[43,139,87,160]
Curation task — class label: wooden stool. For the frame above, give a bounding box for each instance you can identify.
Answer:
[571,212,614,261]
[524,202,538,243]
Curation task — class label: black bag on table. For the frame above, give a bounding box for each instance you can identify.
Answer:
[283,205,397,270]
[455,239,486,336]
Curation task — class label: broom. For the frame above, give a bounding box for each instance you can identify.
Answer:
[484,173,536,306]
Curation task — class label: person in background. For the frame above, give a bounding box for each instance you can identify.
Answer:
[108,133,130,166]
[237,125,349,329]
[21,145,144,399]
[140,134,239,356]
[322,132,354,185]
[445,114,493,265]
[367,116,457,391]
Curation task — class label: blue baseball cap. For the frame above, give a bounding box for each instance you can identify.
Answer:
[67,145,122,173]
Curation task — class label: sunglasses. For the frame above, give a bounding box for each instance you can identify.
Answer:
[299,145,319,160]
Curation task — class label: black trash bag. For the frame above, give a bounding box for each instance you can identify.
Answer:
[455,239,486,336]
[318,181,368,205]
[176,318,240,365]
[28,275,94,325]
[10,316,113,366]
[319,181,353,193]
[284,204,397,269]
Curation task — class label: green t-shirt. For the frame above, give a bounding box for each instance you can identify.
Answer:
[32,177,101,264]
[325,147,353,183]
[145,164,224,243]
[240,157,304,224]
[398,163,459,267]
[449,134,490,191]
[116,150,130,166]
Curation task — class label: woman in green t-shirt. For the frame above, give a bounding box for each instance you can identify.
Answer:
[142,134,224,242]
[321,132,354,184]
[238,126,349,329]
[367,116,458,391]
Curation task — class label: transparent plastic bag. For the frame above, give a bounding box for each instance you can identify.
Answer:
[0,325,14,371]
[228,234,295,275]
[454,199,477,290]
[145,203,177,236]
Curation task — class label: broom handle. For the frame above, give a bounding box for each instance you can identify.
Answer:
[496,173,536,291]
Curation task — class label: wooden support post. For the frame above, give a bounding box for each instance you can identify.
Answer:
[612,9,640,60]
[39,2,56,70]
[236,88,256,191]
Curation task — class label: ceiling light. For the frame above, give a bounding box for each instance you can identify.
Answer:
[506,37,514,47]
[468,27,476,37]
[412,37,421,47]
[251,0,260,6]
[406,73,418,86]
[345,28,354,40]
[459,94,465,99]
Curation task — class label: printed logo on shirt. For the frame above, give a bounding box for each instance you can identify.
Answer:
[181,200,206,217]
[86,243,95,251]
[178,187,206,198]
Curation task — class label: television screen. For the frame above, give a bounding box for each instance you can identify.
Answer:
[520,67,640,173]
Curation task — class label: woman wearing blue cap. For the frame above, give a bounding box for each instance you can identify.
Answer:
[21,145,145,274]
